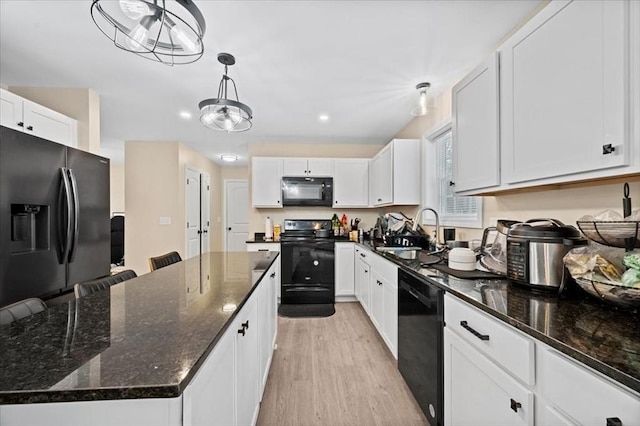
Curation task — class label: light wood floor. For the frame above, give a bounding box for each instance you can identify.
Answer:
[256,302,429,426]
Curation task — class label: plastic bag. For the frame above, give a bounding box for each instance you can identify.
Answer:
[563,243,627,285]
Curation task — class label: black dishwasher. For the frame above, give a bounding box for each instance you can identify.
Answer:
[398,268,444,426]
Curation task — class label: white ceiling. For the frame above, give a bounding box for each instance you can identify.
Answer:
[0,0,542,166]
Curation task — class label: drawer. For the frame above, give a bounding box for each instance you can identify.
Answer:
[246,243,280,252]
[445,294,534,385]
[538,346,640,425]
[354,245,372,263]
[372,255,398,289]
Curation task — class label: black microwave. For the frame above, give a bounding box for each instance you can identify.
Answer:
[282,176,333,207]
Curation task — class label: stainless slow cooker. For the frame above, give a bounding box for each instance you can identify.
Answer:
[506,219,587,289]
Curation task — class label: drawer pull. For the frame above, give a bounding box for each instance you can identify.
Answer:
[606,418,622,426]
[258,249,269,252]
[460,320,489,341]
[510,398,521,413]
[360,253,366,258]
[238,327,245,336]
[242,320,249,330]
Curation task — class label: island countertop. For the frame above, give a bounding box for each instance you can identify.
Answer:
[0,251,278,405]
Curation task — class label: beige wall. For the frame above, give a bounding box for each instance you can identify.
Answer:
[8,87,100,154]
[110,163,125,215]
[125,141,180,275]
[248,142,386,236]
[221,166,249,180]
[390,87,640,242]
[124,141,222,275]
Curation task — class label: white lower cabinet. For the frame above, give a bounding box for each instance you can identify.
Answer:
[537,345,640,426]
[335,242,355,297]
[355,246,398,358]
[235,295,259,426]
[444,327,534,426]
[370,268,384,332]
[355,246,371,314]
[444,293,640,426]
[258,263,278,399]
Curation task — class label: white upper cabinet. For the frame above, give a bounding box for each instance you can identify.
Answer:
[452,52,500,193]
[0,88,78,148]
[251,157,283,208]
[283,158,333,176]
[500,0,633,185]
[333,159,369,207]
[371,139,420,206]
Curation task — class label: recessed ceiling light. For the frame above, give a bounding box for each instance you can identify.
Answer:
[318,114,330,122]
[179,111,192,119]
[220,154,238,162]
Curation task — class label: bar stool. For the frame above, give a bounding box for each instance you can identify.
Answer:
[149,251,182,271]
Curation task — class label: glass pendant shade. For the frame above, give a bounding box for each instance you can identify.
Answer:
[199,53,253,133]
[410,82,431,117]
[91,0,206,65]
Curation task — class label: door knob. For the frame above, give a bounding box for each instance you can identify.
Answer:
[228,227,232,231]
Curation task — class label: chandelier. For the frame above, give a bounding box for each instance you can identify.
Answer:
[91,0,206,65]
[199,53,253,133]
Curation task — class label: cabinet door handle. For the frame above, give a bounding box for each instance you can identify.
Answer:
[26,125,33,131]
[602,144,616,155]
[17,121,24,127]
[277,200,280,204]
[460,320,489,341]
[510,399,521,413]
[270,272,276,278]
[449,180,455,186]
[360,253,366,258]
[377,280,382,286]
[606,418,622,426]
[242,320,249,330]
[238,327,245,336]
[377,198,382,202]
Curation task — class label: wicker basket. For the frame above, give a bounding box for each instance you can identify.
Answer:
[574,278,640,308]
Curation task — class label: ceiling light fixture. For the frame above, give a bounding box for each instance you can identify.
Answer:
[410,82,431,117]
[90,0,206,65]
[318,114,330,122]
[220,154,238,162]
[199,53,253,133]
[179,111,192,119]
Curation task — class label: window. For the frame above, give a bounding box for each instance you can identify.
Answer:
[422,119,483,228]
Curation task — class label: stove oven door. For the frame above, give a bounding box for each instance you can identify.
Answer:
[281,239,335,304]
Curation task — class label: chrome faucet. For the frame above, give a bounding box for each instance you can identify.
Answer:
[412,207,443,248]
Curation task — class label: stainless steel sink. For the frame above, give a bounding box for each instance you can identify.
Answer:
[376,246,444,264]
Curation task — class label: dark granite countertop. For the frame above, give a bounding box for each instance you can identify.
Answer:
[0,251,278,405]
[359,241,640,395]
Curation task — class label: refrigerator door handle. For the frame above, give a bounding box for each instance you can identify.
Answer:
[58,167,73,264]
[67,168,80,262]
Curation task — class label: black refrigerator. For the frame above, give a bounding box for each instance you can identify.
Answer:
[0,125,110,307]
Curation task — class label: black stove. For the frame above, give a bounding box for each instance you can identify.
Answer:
[279,219,333,241]
[280,219,335,305]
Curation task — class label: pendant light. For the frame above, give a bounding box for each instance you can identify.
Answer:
[410,82,431,117]
[199,53,253,133]
[91,0,206,65]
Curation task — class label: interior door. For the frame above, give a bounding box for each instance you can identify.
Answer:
[185,167,201,259]
[225,180,249,252]
[200,172,210,254]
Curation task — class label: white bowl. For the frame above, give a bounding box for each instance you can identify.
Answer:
[448,248,476,271]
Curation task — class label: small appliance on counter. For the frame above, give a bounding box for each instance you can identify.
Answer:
[506,218,587,290]
[479,220,521,276]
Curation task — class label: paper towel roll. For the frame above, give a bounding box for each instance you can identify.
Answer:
[265,217,273,240]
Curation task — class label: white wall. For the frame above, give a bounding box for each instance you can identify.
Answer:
[110,163,125,215]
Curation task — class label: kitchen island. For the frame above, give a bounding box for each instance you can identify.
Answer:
[0,251,279,425]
